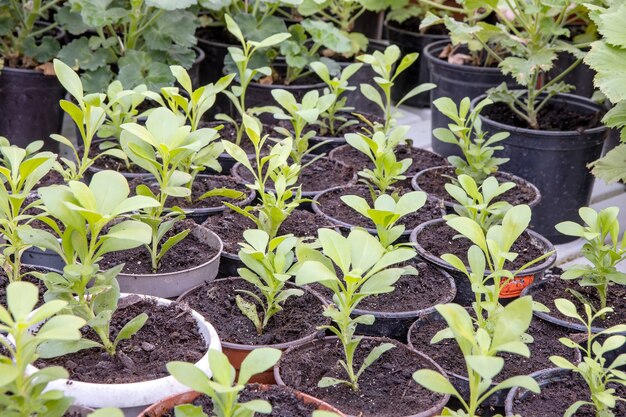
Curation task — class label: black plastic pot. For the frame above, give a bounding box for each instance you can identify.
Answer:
[410,218,557,306]
[21,246,65,271]
[474,93,609,244]
[424,40,518,157]
[196,27,233,117]
[547,51,595,98]
[385,22,449,108]
[189,46,206,88]
[504,368,573,416]
[0,67,65,151]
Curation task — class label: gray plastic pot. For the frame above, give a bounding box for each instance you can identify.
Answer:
[504,368,572,417]
[410,218,557,305]
[117,224,223,298]
[21,245,65,271]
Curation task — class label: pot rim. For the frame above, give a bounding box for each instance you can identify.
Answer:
[504,367,572,417]
[384,20,450,41]
[423,39,504,73]
[273,335,451,417]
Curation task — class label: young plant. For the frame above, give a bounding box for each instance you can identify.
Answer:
[223,115,308,239]
[271,89,336,165]
[310,62,363,137]
[0,281,86,417]
[413,298,541,417]
[433,97,510,184]
[121,107,219,272]
[235,230,302,335]
[168,347,282,417]
[340,191,427,249]
[550,298,626,417]
[386,0,450,30]
[444,175,515,233]
[357,45,435,133]
[0,139,56,282]
[555,207,626,317]
[345,125,412,195]
[295,228,417,391]
[218,15,291,145]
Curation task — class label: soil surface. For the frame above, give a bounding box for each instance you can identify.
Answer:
[99,220,218,274]
[181,279,327,345]
[410,314,578,382]
[0,267,51,307]
[314,113,382,138]
[278,337,445,417]
[483,101,603,131]
[35,298,206,384]
[234,157,356,194]
[203,209,335,254]
[161,384,318,417]
[315,185,444,230]
[531,276,626,328]
[415,166,539,206]
[89,144,148,174]
[512,375,626,417]
[416,221,546,270]
[37,169,65,187]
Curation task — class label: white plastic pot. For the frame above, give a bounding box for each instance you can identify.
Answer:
[24,294,221,416]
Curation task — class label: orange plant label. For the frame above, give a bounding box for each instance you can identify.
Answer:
[499,275,535,299]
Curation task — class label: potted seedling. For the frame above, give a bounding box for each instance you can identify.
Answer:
[506,299,626,417]
[412,97,541,210]
[274,228,450,416]
[0,0,66,149]
[179,229,328,384]
[57,0,203,92]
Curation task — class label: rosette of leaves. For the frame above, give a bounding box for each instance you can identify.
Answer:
[0,0,62,68]
[555,206,626,317]
[199,0,300,35]
[56,0,200,92]
[433,96,510,184]
[0,139,56,282]
[295,228,416,391]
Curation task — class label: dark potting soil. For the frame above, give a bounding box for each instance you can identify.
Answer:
[181,279,327,345]
[23,193,61,234]
[278,338,445,417]
[483,101,603,131]
[234,157,356,194]
[311,261,453,313]
[35,298,206,384]
[89,144,148,174]
[0,267,51,308]
[315,113,381,138]
[417,221,545,270]
[161,384,317,417]
[415,166,539,206]
[513,375,626,417]
[410,315,578,383]
[37,169,65,187]
[62,412,82,417]
[531,277,626,328]
[315,185,444,230]
[202,209,335,254]
[99,220,218,274]
[129,175,250,210]
[202,121,273,155]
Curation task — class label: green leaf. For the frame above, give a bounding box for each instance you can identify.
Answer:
[53,59,83,101]
[412,369,459,396]
[238,348,282,384]
[114,313,148,347]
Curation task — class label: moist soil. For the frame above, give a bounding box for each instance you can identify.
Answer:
[23,193,61,234]
[311,261,453,313]
[415,166,539,206]
[512,375,626,417]
[161,384,317,417]
[180,279,327,345]
[35,298,206,384]
[417,221,545,270]
[234,157,356,194]
[202,209,335,254]
[410,314,578,383]
[531,276,626,328]
[278,338,445,417]
[99,220,218,274]
[315,113,382,138]
[88,143,148,174]
[37,169,65,187]
[0,267,50,307]
[128,175,250,210]
[483,101,603,131]
[315,185,444,230]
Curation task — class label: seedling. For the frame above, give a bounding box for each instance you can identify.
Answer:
[357,45,435,133]
[413,298,541,417]
[0,139,56,282]
[550,298,626,417]
[444,175,515,233]
[340,191,427,249]
[271,89,336,165]
[433,97,510,184]
[168,347,282,417]
[345,125,412,195]
[223,115,308,239]
[0,281,86,417]
[555,207,626,317]
[295,228,416,391]
[235,230,303,335]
